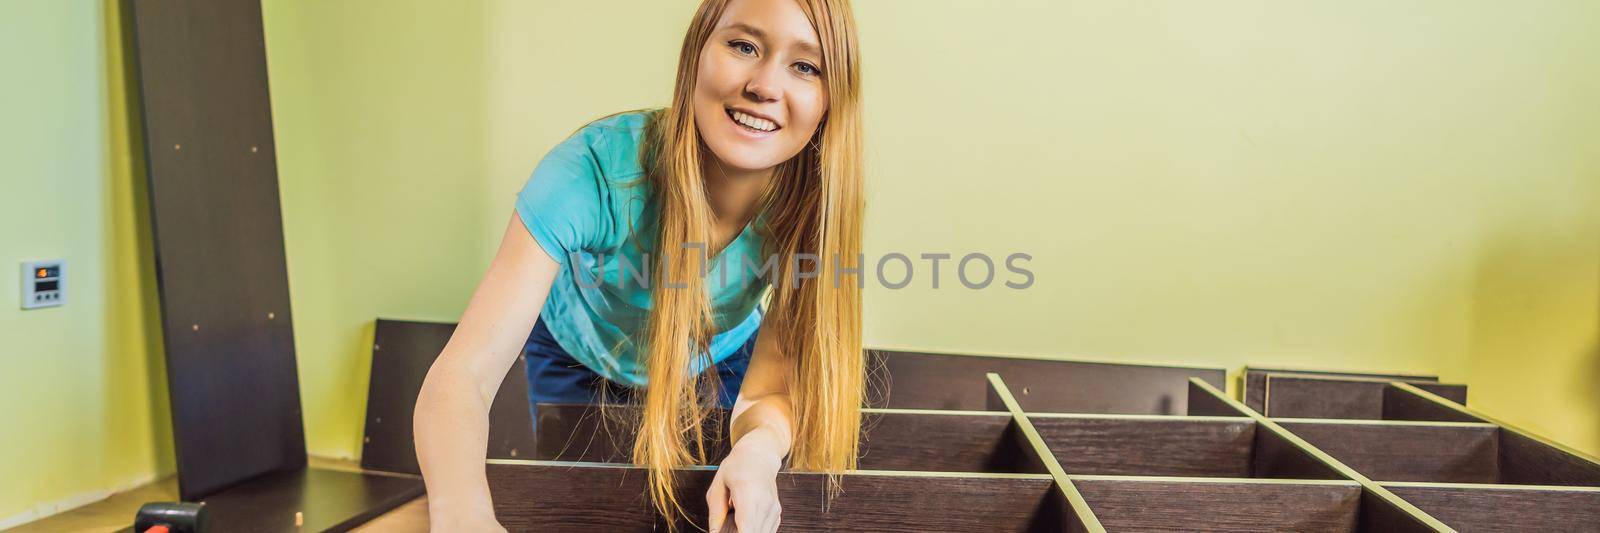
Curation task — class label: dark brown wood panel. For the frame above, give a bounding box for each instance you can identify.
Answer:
[1031,416,1255,478]
[1072,477,1361,532]
[130,0,302,499]
[1385,483,1600,532]
[1186,380,1450,529]
[1356,490,1446,533]
[1265,374,1388,419]
[128,3,432,528]
[190,468,423,533]
[1250,422,1350,480]
[859,410,1033,473]
[533,402,650,463]
[533,403,1039,473]
[1187,378,1252,417]
[1263,374,1468,420]
[1388,382,1600,487]
[487,461,1064,532]
[1276,421,1500,483]
[986,374,1105,531]
[363,319,535,474]
[1498,430,1600,486]
[1381,385,1485,423]
[877,350,1225,414]
[1243,368,1443,414]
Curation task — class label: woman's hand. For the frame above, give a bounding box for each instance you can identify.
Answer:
[706,438,785,533]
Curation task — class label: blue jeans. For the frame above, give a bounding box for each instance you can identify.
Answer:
[521,316,757,432]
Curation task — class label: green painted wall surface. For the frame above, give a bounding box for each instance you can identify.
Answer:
[1,0,172,525]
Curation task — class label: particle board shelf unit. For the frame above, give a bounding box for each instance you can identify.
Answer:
[494,377,1436,531]
[1247,370,1600,532]
[361,320,1228,475]
[362,322,1600,531]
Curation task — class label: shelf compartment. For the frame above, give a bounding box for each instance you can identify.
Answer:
[1277,419,1600,487]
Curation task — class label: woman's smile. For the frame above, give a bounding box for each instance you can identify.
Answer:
[725,105,781,139]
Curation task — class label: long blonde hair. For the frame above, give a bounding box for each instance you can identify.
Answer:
[627,0,865,525]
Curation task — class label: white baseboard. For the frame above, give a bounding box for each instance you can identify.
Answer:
[0,473,161,530]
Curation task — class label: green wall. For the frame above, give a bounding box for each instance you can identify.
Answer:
[4,0,1598,526]
[0,0,171,526]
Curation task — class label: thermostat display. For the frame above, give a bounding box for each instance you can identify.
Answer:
[21,260,64,310]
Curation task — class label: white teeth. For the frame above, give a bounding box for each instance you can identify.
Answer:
[729,110,777,132]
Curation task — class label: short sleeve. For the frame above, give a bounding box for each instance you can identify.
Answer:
[515,132,608,265]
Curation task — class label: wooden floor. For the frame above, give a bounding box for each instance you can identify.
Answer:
[6,458,428,533]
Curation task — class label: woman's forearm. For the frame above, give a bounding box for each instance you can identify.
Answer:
[413,363,497,517]
[728,393,795,462]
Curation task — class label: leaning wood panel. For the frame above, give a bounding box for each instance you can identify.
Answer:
[1031,415,1255,478]
[1276,420,1500,483]
[1262,374,1467,420]
[1072,477,1362,532]
[879,350,1225,414]
[131,0,303,500]
[363,319,534,474]
[1384,482,1600,532]
[487,461,1064,532]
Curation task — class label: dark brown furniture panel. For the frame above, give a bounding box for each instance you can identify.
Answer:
[1262,374,1467,420]
[1243,368,1447,414]
[1072,477,1362,532]
[1385,483,1600,533]
[487,461,1067,532]
[533,404,1043,473]
[1281,419,1600,488]
[1381,385,1484,423]
[1277,421,1501,483]
[1030,416,1256,478]
[877,350,1225,414]
[362,319,535,474]
[1498,430,1600,486]
[130,0,303,499]
[186,468,423,532]
[129,1,425,527]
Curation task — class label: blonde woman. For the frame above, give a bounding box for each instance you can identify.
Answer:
[413,0,864,531]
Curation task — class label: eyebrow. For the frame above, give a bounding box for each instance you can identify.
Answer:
[725,22,822,57]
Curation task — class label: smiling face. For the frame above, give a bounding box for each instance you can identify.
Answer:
[693,0,829,173]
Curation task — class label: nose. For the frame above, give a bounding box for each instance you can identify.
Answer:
[743,63,783,103]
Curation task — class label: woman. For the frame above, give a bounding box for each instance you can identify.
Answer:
[413,0,864,531]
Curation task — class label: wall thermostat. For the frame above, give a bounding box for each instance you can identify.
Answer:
[21,260,64,309]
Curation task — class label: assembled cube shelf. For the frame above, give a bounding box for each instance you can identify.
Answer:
[363,319,1600,532]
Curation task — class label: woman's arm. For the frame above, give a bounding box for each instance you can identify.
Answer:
[707,324,793,533]
[414,211,562,530]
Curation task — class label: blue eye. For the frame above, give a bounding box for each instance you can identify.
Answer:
[795,62,821,77]
[729,40,757,55]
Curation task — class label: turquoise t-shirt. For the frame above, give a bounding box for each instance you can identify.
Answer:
[514,110,768,387]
